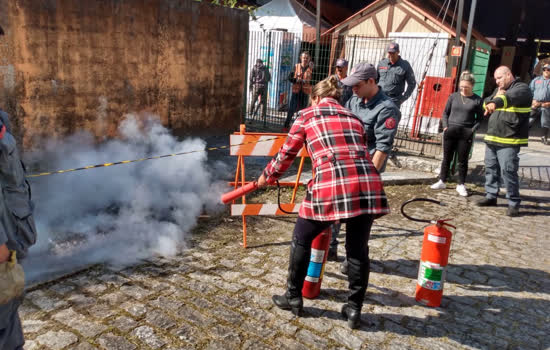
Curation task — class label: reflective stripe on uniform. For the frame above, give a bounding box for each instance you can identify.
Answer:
[495,94,507,109]
[494,106,531,113]
[484,135,528,145]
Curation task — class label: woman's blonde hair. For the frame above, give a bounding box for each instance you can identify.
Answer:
[311,75,342,101]
[459,70,476,85]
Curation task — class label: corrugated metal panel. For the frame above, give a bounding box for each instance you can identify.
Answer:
[469,40,491,96]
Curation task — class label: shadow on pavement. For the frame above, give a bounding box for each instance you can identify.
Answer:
[315,258,549,349]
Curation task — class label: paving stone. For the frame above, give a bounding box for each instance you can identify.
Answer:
[97,333,137,350]
[131,325,167,349]
[242,338,273,350]
[98,274,131,287]
[74,342,98,350]
[99,292,129,305]
[121,301,147,317]
[67,293,97,307]
[176,305,215,327]
[52,307,108,338]
[295,329,328,349]
[173,324,201,344]
[87,304,117,319]
[273,319,299,336]
[296,316,333,333]
[111,316,139,333]
[17,301,40,319]
[36,330,78,350]
[22,319,48,334]
[82,283,108,294]
[240,319,277,339]
[146,309,177,330]
[49,283,76,295]
[120,284,154,300]
[207,324,242,346]
[274,337,309,350]
[24,340,39,350]
[188,295,214,309]
[28,292,69,312]
[213,305,245,324]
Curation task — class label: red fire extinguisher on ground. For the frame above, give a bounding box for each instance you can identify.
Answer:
[401,198,456,307]
[302,227,332,299]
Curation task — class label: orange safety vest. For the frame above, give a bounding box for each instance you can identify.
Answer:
[291,63,313,95]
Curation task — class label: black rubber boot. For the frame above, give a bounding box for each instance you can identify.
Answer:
[342,258,370,329]
[327,247,338,262]
[272,240,310,316]
[341,304,361,329]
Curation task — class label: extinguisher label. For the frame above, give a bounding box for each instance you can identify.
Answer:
[310,248,325,263]
[427,234,446,244]
[418,261,446,291]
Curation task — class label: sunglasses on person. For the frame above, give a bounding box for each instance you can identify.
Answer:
[543,68,550,72]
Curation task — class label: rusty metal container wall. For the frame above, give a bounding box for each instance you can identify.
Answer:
[0,0,248,149]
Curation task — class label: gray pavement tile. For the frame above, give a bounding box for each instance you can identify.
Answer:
[36,330,78,350]
[97,333,137,350]
[110,315,139,333]
[131,325,167,349]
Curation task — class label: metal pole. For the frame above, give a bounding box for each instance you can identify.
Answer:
[454,0,464,47]
[350,35,357,68]
[315,0,321,81]
[242,29,250,125]
[263,31,272,126]
[453,0,465,88]
[460,0,477,74]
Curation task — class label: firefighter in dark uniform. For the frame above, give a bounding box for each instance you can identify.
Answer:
[476,66,532,217]
[376,42,416,108]
[332,63,401,273]
[0,110,38,350]
[529,63,550,144]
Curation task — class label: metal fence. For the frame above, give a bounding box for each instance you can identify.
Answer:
[245,31,456,156]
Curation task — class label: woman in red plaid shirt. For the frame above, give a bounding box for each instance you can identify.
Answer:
[258,76,390,329]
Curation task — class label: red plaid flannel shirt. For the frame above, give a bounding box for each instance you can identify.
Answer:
[263,97,390,221]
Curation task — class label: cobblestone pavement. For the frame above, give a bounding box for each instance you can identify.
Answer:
[20,184,549,350]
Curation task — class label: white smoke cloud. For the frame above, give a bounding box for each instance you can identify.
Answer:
[23,114,228,283]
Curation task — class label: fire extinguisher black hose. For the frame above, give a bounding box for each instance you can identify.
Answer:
[276,180,296,214]
[400,198,445,223]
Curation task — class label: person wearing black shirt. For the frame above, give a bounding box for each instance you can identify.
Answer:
[430,71,484,196]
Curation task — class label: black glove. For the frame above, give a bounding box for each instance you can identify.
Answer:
[288,72,296,84]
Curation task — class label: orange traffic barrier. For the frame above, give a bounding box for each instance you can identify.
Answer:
[229,124,310,248]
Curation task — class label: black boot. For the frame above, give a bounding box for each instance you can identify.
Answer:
[342,258,370,329]
[272,240,310,316]
[341,304,361,329]
[327,247,338,262]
